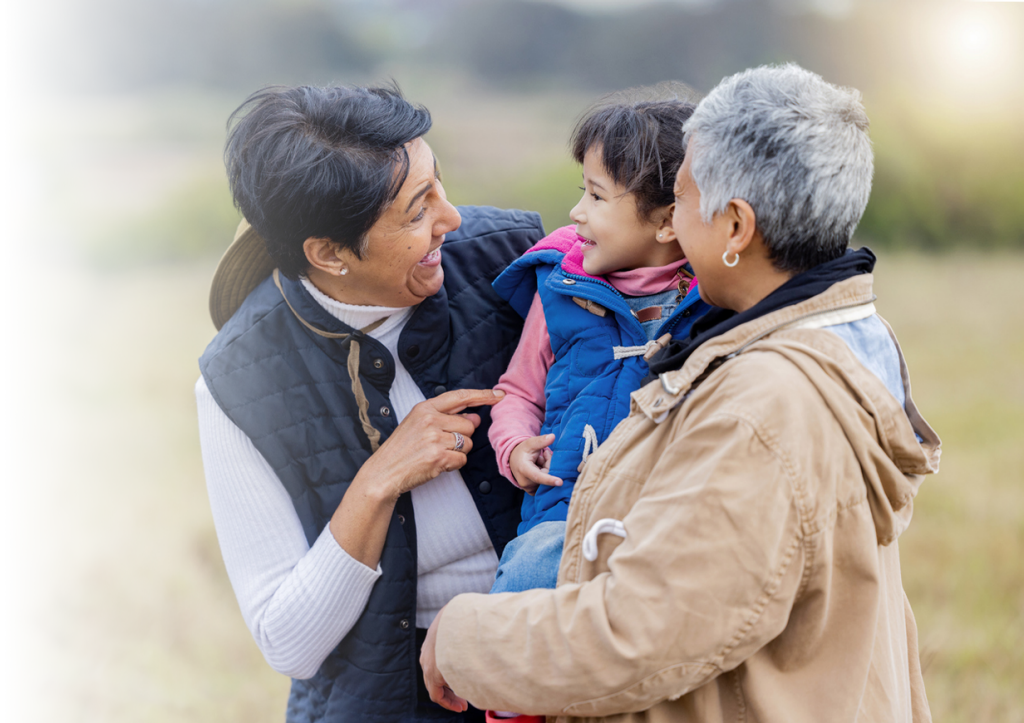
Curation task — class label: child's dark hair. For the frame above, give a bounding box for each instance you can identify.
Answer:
[571,88,698,222]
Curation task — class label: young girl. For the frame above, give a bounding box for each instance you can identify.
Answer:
[487,96,712,603]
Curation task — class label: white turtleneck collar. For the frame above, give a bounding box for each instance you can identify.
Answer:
[300,277,413,339]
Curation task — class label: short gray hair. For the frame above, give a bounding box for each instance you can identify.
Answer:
[683,64,873,272]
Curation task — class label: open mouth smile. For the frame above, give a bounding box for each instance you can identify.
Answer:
[418,247,442,267]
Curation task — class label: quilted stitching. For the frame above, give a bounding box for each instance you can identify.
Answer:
[199,206,541,723]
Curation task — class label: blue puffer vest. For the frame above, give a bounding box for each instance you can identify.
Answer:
[493,241,711,534]
[199,206,544,722]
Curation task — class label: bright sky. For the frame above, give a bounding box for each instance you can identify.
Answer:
[543,0,862,19]
[550,0,716,8]
[550,0,1024,8]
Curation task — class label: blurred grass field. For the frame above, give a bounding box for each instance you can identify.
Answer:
[5,265,291,721]
[4,251,1020,723]
[4,84,1022,722]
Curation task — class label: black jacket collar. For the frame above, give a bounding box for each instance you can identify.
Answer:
[647,247,877,378]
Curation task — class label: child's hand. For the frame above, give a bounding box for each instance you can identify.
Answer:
[509,434,562,495]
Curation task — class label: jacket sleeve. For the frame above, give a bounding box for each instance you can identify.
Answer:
[196,377,383,679]
[490,292,554,484]
[436,403,807,717]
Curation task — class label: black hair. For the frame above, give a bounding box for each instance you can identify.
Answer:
[571,94,697,222]
[224,84,432,278]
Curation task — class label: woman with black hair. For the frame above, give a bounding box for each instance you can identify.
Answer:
[196,85,544,723]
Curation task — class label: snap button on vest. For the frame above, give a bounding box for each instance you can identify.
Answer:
[406,344,420,358]
[562,278,576,285]
[479,480,492,494]
[397,514,405,524]
[373,358,384,369]
[380,406,391,417]
[399,618,410,630]
[434,385,447,396]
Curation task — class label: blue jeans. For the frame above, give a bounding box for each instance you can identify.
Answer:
[489,520,566,594]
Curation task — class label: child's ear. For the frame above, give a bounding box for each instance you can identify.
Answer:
[654,204,677,245]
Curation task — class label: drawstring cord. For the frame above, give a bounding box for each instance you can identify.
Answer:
[613,340,661,360]
[346,338,382,452]
[274,269,385,452]
[612,332,673,361]
[577,423,600,473]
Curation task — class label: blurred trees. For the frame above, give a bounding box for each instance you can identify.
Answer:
[43,0,1024,253]
[4,0,372,92]
[440,0,838,93]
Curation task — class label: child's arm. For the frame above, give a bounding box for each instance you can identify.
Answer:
[489,293,560,492]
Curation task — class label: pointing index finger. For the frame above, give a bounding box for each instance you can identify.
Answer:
[432,388,506,415]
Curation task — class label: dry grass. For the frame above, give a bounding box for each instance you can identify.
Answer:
[872,253,1024,723]
[2,251,1021,721]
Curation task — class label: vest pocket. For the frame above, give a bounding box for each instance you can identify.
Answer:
[571,331,615,377]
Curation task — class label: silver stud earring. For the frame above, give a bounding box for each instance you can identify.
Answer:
[657,232,663,240]
[339,267,349,276]
[722,250,740,268]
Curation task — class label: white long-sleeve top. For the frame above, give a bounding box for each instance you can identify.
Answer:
[196,278,498,679]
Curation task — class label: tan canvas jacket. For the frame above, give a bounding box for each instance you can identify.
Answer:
[436,274,941,723]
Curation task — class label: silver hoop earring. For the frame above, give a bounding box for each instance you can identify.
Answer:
[339,267,349,276]
[722,250,740,268]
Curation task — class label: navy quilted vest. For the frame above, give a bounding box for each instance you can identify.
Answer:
[200,206,544,722]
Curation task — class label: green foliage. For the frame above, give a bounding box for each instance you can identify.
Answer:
[90,176,241,268]
[862,105,1024,251]
[446,158,583,235]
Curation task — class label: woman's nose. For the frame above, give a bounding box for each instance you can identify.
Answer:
[437,196,461,236]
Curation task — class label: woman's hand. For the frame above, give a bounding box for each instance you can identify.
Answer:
[360,388,505,500]
[421,606,468,713]
[510,434,561,495]
[331,388,504,569]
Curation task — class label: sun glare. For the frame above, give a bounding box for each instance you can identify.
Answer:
[956,15,1001,62]
[925,4,1018,98]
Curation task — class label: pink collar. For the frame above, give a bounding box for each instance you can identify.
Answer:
[525,225,692,295]
[607,259,689,296]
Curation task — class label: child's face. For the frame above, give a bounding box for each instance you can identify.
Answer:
[570,146,676,277]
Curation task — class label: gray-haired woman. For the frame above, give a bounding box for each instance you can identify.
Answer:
[197,85,543,723]
[422,64,940,723]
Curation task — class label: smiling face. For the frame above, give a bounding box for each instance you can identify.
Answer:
[672,149,726,307]
[570,145,680,277]
[672,145,792,313]
[322,137,461,307]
